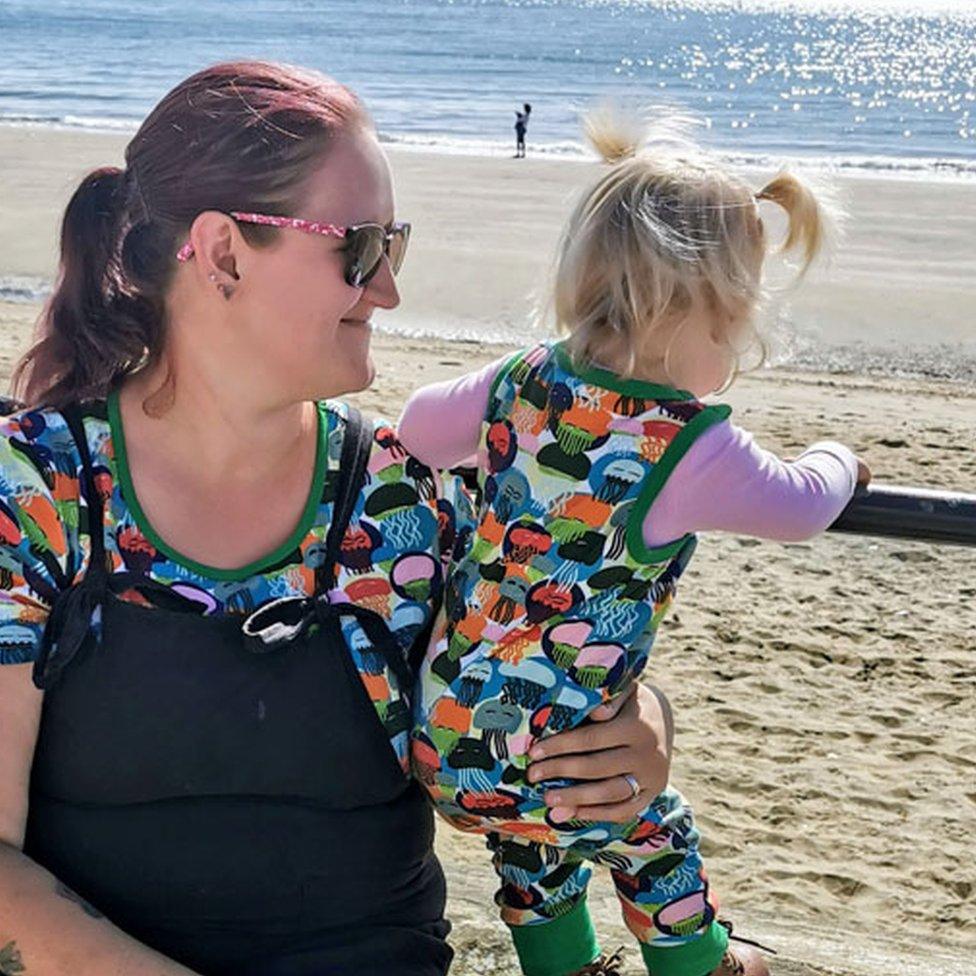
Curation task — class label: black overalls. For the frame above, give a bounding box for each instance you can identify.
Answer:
[23,405,453,976]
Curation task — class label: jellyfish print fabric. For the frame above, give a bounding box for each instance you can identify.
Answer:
[0,398,452,771]
[410,341,731,949]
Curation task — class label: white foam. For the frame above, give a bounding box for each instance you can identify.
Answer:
[382,131,976,182]
[0,277,51,305]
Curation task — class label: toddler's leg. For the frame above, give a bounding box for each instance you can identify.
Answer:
[606,789,728,976]
[486,832,601,976]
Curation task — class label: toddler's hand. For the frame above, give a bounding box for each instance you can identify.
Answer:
[855,456,872,486]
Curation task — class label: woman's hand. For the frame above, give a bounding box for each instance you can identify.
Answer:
[526,682,674,823]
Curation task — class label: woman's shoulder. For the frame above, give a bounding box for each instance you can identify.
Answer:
[0,404,98,652]
[322,400,438,495]
[0,400,110,497]
[0,403,78,496]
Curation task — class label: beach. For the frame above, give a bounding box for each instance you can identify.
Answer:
[1,125,975,974]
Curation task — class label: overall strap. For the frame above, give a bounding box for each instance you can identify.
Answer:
[33,404,109,689]
[317,405,373,594]
[62,403,109,586]
[241,407,416,693]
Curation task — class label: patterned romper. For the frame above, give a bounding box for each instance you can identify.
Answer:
[412,342,732,974]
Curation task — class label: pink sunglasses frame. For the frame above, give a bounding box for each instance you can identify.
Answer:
[176,211,347,263]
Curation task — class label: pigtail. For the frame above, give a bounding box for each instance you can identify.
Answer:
[755,171,826,275]
[583,104,646,165]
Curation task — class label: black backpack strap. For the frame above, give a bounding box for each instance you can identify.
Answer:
[242,407,422,694]
[244,404,374,651]
[62,404,109,585]
[317,405,373,594]
[34,404,108,689]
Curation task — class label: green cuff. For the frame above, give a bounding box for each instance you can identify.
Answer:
[508,896,601,976]
[640,920,729,976]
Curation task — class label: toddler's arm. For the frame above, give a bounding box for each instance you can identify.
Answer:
[645,420,859,546]
[397,356,508,469]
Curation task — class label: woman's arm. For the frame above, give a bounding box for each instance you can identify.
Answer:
[0,665,198,975]
[397,356,508,470]
[525,682,673,823]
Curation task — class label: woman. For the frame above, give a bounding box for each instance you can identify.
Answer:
[0,62,675,975]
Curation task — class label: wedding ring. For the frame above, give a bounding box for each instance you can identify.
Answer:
[623,773,641,799]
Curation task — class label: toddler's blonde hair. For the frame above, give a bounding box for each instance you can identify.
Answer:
[550,104,831,383]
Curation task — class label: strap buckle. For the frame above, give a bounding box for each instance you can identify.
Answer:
[241,595,316,654]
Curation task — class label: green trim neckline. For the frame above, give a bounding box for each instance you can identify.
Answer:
[626,402,733,564]
[107,390,331,581]
[553,340,696,401]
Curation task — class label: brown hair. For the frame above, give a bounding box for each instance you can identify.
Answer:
[12,60,367,409]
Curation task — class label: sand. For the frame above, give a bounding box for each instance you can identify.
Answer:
[1,125,975,974]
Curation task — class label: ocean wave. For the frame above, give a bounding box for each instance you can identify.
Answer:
[3,102,974,182]
[379,131,976,181]
[376,316,976,387]
[0,112,138,133]
[377,130,590,160]
[0,277,51,304]
[2,109,972,184]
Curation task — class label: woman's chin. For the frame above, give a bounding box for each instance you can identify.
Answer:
[321,323,376,395]
[323,354,375,399]
[356,354,377,392]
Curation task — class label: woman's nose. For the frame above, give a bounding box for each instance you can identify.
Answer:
[364,256,400,311]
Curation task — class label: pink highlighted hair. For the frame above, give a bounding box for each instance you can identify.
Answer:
[12,61,368,409]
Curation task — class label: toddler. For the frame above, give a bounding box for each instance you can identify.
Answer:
[400,111,868,976]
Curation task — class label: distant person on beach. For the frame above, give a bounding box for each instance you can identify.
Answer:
[0,63,676,976]
[515,102,532,157]
[399,108,871,976]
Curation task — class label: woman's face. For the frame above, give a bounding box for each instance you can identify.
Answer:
[230,128,400,402]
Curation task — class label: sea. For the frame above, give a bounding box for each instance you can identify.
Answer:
[1,0,974,379]
[1,0,973,174]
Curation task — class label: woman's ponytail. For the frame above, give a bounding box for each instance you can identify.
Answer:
[755,171,826,275]
[12,166,161,408]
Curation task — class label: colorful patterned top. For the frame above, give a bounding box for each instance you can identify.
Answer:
[0,394,456,769]
[415,342,730,802]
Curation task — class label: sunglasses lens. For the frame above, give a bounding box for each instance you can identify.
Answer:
[388,224,410,276]
[345,227,385,288]
[345,224,411,287]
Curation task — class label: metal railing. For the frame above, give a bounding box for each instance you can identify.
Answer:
[827,485,976,547]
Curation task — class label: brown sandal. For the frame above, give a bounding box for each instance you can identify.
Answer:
[567,921,776,976]
[571,946,626,975]
[706,920,776,976]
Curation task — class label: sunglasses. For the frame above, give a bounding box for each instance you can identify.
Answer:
[176,212,411,288]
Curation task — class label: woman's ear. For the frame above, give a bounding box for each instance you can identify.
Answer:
[186,210,241,285]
